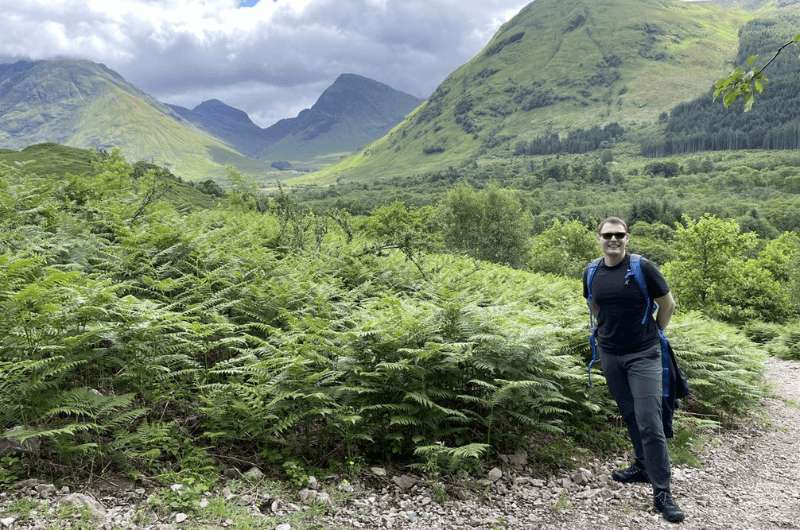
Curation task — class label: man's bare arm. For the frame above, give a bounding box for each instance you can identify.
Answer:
[655,292,676,330]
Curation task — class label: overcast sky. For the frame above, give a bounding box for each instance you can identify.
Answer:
[0,0,530,127]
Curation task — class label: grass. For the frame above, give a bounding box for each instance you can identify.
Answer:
[551,490,572,513]
[2,498,47,522]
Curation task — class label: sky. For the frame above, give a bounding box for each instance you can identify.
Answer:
[0,0,530,127]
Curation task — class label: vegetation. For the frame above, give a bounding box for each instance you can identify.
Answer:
[0,142,783,493]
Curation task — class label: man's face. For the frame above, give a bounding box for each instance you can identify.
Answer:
[598,222,629,259]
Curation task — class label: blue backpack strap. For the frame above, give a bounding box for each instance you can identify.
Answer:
[585,258,603,387]
[627,254,652,325]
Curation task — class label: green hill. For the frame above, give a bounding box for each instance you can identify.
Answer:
[0,59,271,181]
[295,0,760,184]
[0,143,219,209]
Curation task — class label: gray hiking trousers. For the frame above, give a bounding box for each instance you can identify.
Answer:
[599,342,671,492]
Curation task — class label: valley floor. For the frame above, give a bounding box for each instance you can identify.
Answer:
[2,358,799,530]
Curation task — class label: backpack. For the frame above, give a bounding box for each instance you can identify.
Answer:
[584,254,689,401]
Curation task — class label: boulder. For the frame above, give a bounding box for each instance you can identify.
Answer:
[243,467,265,481]
[35,483,57,498]
[61,493,107,521]
[298,488,317,504]
[392,474,418,490]
[487,467,503,482]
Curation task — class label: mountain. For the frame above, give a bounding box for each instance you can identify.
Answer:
[168,99,267,158]
[166,74,421,168]
[0,59,268,180]
[257,73,422,165]
[299,0,760,184]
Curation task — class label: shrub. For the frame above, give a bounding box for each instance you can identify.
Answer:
[438,183,532,267]
[528,219,596,278]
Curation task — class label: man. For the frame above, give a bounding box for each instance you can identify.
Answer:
[582,216,684,523]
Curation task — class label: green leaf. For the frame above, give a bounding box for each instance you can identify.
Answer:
[746,54,758,66]
[793,33,800,43]
[722,89,739,108]
[744,93,755,112]
[754,78,764,94]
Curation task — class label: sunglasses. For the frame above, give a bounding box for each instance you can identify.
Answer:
[600,232,627,240]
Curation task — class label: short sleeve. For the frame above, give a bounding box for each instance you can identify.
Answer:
[642,258,669,299]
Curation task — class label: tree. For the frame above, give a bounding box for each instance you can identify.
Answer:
[662,215,756,310]
[528,219,596,278]
[438,183,532,267]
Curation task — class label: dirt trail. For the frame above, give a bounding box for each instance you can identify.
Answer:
[324,357,800,529]
[2,359,799,529]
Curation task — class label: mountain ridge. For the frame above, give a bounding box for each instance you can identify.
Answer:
[0,58,265,180]
[295,0,760,184]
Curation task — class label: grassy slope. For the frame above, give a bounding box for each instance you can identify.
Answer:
[293,0,753,185]
[0,143,218,209]
[0,60,274,182]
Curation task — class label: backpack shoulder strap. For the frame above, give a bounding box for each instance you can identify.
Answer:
[628,254,652,325]
[585,257,603,305]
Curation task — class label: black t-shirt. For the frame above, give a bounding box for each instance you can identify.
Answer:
[582,254,670,353]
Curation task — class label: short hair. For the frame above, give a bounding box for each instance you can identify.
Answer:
[597,216,629,234]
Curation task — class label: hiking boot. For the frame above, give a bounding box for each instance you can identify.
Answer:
[611,462,650,484]
[654,489,685,523]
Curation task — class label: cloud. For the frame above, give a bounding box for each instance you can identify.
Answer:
[0,0,529,126]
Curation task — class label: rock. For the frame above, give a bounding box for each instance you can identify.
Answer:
[298,488,317,504]
[175,512,188,523]
[243,467,264,481]
[199,498,209,509]
[170,483,184,492]
[35,483,57,498]
[572,468,592,486]
[513,476,534,487]
[338,479,355,493]
[275,524,291,530]
[59,485,70,494]
[392,474,418,490]
[0,517,17,528]
[532,478,546,487]
[223,467,241,480]
[487,467,503,482]
[558,477,572,488]
[316,491,332,506]
[370,467,387,476]
[134,488,146,495]
[307,476,319,490]
[222,486,234,500]
[61,493,107,520]
[12,478,39,490]
[509,450,528,467]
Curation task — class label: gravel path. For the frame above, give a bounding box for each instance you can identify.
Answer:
[324,357,800,529]
[2,358,798,529]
